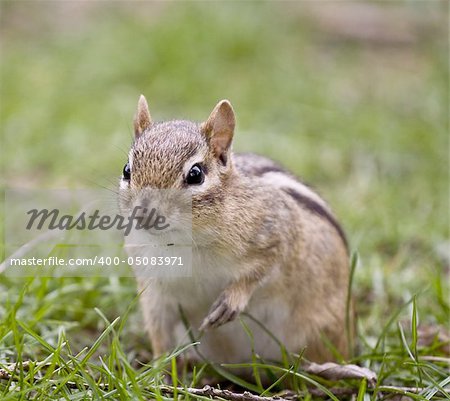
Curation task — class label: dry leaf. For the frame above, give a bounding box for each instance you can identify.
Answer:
[304,362,377,386]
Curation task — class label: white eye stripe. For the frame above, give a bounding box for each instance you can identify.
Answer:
[119,179,129,189]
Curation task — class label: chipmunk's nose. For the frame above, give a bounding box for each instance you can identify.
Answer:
[126,189,192,237]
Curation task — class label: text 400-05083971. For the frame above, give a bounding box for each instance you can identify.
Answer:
[90,256,185,266]
[7,256,185,267]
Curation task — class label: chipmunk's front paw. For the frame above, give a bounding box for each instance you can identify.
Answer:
[199,294,240,331]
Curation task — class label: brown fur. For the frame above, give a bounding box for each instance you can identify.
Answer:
[120,96,352,363]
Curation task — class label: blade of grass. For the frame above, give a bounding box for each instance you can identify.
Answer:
[239,316,264,392]
[346,252,358,359]
[356,378,367,401]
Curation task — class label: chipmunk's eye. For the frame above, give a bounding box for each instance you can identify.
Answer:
[186,164,204,185]
[123,162,131,181]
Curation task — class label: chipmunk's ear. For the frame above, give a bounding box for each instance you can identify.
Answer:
[133,95,152,138]
[201,100,235,164]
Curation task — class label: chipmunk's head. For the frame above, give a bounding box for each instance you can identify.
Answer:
[121,95,235,191]
[119,95,236,233]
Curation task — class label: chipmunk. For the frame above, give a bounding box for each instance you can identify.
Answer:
[119,95,351,364]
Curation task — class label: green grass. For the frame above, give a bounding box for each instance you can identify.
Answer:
[0,1,449,400]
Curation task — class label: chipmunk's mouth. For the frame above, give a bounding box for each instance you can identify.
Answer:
[124,224,191,246]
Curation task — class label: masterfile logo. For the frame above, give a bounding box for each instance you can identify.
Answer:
[3,189,192,278]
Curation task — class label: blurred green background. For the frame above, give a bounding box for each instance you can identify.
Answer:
[1,1,448,336]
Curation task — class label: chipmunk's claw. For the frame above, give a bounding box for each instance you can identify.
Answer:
[199,295,239,331]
